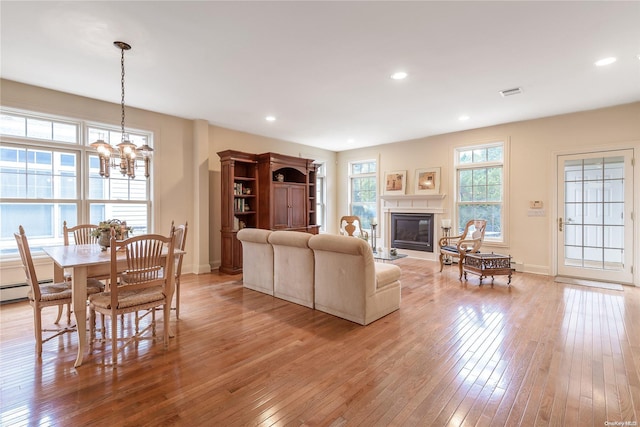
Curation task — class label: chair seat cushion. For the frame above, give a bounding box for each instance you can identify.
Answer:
[89,286,164,310]
[441,245,460,253]
[29,282,72,302]
[29,278,104,302]
[86,278,105,294]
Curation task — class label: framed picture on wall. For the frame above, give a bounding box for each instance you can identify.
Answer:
[415,167,440,195]
[384,170,407,194]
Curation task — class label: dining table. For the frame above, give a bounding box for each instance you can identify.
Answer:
[43,243,182,367]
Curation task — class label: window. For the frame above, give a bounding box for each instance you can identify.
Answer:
[315,162,326,232]
[0,109,152,257]
[349,160,377,229]
[455,142,506,242]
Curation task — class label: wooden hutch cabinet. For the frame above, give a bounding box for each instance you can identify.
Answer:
[217,150,318,274]
[217,150,258,274]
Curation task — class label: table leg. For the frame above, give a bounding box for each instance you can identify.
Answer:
[72,266,88,367]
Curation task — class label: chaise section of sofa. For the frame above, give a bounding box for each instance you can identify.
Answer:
[308,233,401,325]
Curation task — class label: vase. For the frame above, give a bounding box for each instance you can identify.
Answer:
[98,231,111,251]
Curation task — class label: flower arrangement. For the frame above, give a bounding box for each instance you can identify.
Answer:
[91,219,133,240]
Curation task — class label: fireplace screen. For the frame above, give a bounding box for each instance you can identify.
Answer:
[390,213,434,252]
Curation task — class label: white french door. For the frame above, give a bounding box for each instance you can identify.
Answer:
[557,150,634,283]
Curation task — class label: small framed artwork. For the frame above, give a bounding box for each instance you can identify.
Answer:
[415,167,440,195]
[384,170,407,194]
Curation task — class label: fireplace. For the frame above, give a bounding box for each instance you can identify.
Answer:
[390,213,434,252]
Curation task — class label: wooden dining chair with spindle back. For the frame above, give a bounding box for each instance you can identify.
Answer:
[88,228,177,366]
[14,225,103,356]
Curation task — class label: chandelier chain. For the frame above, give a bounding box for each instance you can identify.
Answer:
[120,46,126,141]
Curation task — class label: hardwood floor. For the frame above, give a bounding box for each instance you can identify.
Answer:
[1,258,639,426]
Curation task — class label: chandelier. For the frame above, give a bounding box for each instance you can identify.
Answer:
[91,41,152,179]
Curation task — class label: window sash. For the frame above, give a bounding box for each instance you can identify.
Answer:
[455,143,505,242]
[0,109,153,259]
[349,160,377,230]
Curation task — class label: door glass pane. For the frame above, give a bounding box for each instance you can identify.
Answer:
[563,155,625,272]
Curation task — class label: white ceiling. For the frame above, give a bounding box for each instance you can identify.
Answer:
[1,1,639,152]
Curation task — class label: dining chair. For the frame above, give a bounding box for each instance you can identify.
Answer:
[438,219,487,280]
[63,221,111,292]
[89,229,176,366]
[14,225,103,356]
[169,221,188,319]
[339,215,369,240]
[63,221,98,245]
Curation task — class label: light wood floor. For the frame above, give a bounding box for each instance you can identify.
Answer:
[1,258,639,426]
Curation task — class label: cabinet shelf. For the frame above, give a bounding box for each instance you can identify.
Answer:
[218,150,318,274]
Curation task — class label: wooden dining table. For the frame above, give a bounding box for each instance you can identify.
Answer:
[43,243,181,367]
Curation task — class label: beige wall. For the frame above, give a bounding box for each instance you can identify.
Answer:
[0,79,336,289]
[1,79,638,289]
[337,102,640,283]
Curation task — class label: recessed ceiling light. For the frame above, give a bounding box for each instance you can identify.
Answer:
[390,71,408,80]
[347,138,355,144]
[265,116,276,122]
[595,57,617,66]
[458,115,470,121]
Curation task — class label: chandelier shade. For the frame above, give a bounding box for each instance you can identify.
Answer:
[91,41,152,179]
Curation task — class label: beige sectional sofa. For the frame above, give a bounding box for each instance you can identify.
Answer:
[237,229,402,325]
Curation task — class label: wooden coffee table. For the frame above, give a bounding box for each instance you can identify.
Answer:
[463,252,514,286]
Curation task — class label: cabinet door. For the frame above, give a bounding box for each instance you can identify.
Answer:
[289,185,307,229]
[273,184,290,229]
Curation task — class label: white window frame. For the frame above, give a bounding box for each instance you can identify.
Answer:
[348,159,377,230]
[0,108,153,259]
[454,139,509,245]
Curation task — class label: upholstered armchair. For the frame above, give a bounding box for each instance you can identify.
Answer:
[339,215,369,241]
[236,228,274,295]
[268,230,314,308]
[309,233,401,325]
[439,219,487,280]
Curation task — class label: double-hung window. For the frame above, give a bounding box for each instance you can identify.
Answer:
[349,160,377,229]
[455,142,506,242]
[0,109,152,258]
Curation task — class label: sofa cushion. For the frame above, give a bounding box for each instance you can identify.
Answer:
[269,230,314,308]
[374,262,401,289]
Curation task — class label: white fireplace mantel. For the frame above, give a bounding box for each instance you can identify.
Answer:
[379,193,449,260]
[380,194,446,202]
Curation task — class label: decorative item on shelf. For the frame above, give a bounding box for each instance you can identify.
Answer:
[384,170,407,195]
[390,248,397,256]
[91,219,133,251]
[90,41,153,179]
[415,167,441,195]
[244,187,252,195]
[371,217,378,252]
[275,173,284,182]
